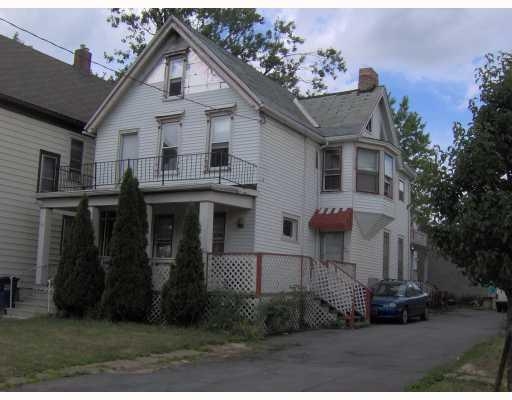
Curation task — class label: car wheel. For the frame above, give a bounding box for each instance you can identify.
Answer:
[421,307,429,321]
[400,308,408,324]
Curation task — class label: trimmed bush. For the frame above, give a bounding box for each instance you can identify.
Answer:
[102,168,152,322]
[161,206,207,326]
[53,195,104,317]
[205,290,246,330]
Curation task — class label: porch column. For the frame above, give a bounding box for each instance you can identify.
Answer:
[36,208,53,285]
[199,202,214,255]
[89,207,100,247]
[146,204,153,258]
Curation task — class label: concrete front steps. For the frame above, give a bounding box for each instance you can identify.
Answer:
[3,286,52,320]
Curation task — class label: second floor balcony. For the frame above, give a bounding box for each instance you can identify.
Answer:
[39,152,257,193]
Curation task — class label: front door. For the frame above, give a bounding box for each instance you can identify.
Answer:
[212,212,226,253]
[320,232,344,262]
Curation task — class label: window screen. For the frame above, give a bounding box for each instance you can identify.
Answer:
[384,154,393,198]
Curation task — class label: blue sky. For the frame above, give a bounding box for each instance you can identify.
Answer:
[1,8,511,150]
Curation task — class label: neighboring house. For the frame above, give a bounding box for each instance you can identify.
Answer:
[0,35,113,313]
[32,16,414,295]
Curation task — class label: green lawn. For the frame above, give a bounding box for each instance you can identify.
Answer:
[407,335,506,391]
[0,316,238,387]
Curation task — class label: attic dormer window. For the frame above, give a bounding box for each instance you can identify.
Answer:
[165,54,185,98]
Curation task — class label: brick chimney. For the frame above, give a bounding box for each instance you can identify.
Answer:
[73,44,92,75]
[358,67,378,92]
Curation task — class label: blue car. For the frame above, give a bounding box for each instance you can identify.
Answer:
[370,280,429,324]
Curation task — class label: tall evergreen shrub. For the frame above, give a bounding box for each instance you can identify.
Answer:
[161,206,207,325]
[53,195,104,317]
[102,168,152,321]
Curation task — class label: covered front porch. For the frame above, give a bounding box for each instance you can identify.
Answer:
[34,183,256,285]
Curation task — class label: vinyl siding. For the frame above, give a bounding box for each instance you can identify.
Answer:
[254,117,319,256]
[0,106,94,286]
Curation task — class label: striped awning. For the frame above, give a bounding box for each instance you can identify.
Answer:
[309,208,353,231]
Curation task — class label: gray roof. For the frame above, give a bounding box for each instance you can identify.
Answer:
[299,87,384,136]
[183,24,315,130]
[0,34,114,126]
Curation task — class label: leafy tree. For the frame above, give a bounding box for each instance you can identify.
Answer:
[391,96,438,226]
[102,169,152,321]
[161,206,207,326]
[53,195,104,317]
[105,8,345,95]
[428,52,512,390]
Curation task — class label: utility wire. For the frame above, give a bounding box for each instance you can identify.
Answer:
[0,16,262,123]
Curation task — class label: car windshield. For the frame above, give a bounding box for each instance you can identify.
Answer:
[375,282,407,297]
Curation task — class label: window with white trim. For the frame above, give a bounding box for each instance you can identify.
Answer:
[356,148,379,194]
[399,179,405,202]
[282,215,299,241]
[166,55,185,97]
[323,147,342,191]
[209,114,231,167]
[160,121,179,171]
[384,153,394,199]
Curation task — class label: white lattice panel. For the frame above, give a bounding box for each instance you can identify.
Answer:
[148,291,163,323]
[311,260,353,316]
[151,261,172,291]
[207,254,257,293]
[261,254,303,293]
[353,282,368,318]
[303,293,339,328]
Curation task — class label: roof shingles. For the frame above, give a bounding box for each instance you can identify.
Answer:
[0,34,113,125]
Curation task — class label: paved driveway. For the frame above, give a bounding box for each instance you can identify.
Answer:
[19,309,503,391]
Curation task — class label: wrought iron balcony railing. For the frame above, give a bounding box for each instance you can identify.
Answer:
[41,152,257,193]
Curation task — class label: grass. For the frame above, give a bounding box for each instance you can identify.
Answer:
[407,335,506,391]
[0,316,241,387]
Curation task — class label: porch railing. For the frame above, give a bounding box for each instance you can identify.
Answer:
[43,152,257,193]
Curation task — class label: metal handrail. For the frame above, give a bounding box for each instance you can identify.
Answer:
[39,152,257,193]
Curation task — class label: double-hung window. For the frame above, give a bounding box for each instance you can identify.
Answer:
[323,147,342,191]
[209,114,231,168]
[153,215,174,258]
[166,55,185,97]
[384,154,394,199]
[356,148,379,194]
[160,122,179,171]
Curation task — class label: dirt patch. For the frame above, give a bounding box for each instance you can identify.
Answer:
[443,362,495,385]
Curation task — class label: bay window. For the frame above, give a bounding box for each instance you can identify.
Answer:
[384,153,394,198]
[323,147,342,191]
[356,148,379,194]
[209,114,231,167]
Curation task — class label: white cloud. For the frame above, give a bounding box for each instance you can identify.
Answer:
[265,8,512,100]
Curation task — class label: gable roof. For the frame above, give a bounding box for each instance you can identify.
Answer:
[299,87,384,137]
[0,34,114,130]
[86,16,323,140]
